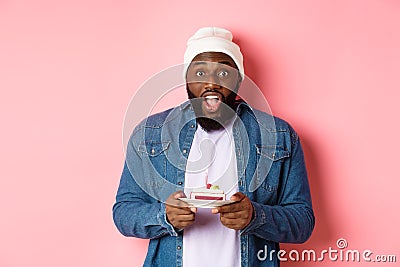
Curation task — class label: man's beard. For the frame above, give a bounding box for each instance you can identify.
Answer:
[187,87,237,132]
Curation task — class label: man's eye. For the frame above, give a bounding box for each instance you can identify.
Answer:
[217,70,229,78]
[195,71,205,77]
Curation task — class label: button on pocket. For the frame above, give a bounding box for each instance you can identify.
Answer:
[138,141,170,157]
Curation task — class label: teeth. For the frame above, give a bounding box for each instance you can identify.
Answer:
[205,95,219,100]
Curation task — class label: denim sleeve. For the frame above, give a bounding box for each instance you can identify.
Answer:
[241,134,315,243]
[112,161,179,239]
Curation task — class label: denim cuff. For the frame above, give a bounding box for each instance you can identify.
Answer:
[157,202,179,237]
[240,201,267,235]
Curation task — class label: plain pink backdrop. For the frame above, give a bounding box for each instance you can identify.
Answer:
[1,1,399,266]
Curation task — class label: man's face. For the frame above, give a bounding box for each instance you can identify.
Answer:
[186,52,241,131]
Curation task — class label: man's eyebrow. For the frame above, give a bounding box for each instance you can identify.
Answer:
[219,61,235,67]
[191,61,235,67]
[192,62,207,66]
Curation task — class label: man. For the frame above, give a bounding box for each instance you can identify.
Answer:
[113,27,314,267]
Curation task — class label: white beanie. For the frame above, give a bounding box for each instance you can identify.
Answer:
[183,27,244,79]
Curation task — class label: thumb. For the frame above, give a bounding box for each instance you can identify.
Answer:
[230,192,246,202]
[174,191,186,199]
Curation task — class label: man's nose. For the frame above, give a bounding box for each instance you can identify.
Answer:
[204,75,222,90]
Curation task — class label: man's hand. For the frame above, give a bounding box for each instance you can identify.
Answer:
[166,191,197,229]
[211,192,254,230]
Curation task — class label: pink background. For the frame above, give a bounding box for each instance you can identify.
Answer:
[1,1,399,266]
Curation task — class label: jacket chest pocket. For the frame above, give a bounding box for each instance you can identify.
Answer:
[138,141,170,178]
[254,145,290,202]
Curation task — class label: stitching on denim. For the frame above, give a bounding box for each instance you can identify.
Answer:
[255,144,290,160]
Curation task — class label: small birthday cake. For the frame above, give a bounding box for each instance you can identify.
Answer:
[190,184,226,201]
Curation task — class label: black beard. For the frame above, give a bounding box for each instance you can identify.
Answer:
[187,87,237,132]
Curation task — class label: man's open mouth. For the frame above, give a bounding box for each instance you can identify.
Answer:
[201,92,223,112]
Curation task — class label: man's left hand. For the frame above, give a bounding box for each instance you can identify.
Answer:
[212,192,254,230]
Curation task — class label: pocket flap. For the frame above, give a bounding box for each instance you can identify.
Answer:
[138,141,170,156]
[255,145,290,160]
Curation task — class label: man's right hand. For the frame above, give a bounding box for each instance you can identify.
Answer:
[166,191,197,229]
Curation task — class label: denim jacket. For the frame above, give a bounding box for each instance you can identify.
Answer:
[113,100,314,267]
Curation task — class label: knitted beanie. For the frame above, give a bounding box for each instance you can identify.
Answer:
[183,27,244,79]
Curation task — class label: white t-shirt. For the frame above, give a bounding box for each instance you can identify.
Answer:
[183,122,240,267]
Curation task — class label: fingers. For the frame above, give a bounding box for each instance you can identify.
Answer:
[218,208,253,230]
[166,191,197,229]
[211,192,254,230]
[167,205,194,215]
[212,196,248,214]
[219,209,249,219]
[166,210,196,229]
[219,217,248,230]
[166,211,195,221]
[166,191,191,209]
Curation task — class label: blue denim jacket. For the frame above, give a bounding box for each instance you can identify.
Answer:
[113,100,314,267]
